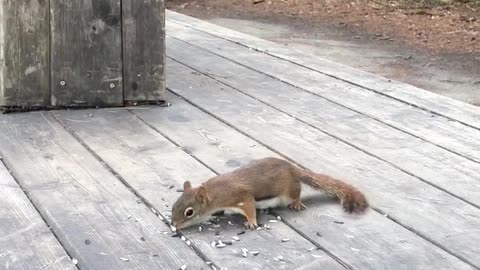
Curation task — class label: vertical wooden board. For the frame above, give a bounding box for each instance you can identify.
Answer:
[0,162,76,270]
[122,0,166,102]
[166,22,480,164]
[163,59,480,268]
[130,95,476,270]
[50,0,123,107]
[0,112,207,270]
[54,109,347,270]
[166,38,480,208]
[166,10,480,130]
[0,0,49,107]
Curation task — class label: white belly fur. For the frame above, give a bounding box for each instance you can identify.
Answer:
[222,207,246,215]
[255,196,292,209]
[208,197,292,219]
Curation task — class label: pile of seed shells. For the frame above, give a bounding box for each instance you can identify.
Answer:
[171,215,306,270]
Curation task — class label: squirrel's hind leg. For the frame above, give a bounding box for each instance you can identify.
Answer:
[287,182,306,211]
[289,198,306,211]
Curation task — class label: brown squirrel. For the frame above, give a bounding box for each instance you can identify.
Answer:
[172,157,368,230]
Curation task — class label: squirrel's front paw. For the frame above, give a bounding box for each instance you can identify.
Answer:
[244,222,258,230]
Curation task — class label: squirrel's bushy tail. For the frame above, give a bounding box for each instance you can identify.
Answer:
[299,170,369,213]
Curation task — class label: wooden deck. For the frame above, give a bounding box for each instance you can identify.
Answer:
[1,10,480,270]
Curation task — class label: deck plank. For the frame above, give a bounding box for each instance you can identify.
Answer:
[54,108,347,270]
[0,113,207,270]
[166,10,480,130]
[163,58,480,268]
[165,37,480,207]
[0,162,76,270]
[131,94,476,270]
[166,21,480,164]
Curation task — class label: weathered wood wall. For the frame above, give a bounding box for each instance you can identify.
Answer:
[0,0,50,108]
[50,0,123,107]
[0,0,165,110]
[122,0,166,103]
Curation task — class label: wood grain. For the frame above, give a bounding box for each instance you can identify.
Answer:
[166,10,480,130]
[166,21,480,164]
[0,162,76,270]
[0,0,49,107]
[131,93,475,270]
[122,0,166,102]
[0,112,207,270]
[50,0,123,107]
[163,58,480,268]
[54,108,347,270]
[165,37,480,208]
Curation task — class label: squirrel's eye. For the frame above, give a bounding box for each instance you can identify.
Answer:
[184,207,194,218]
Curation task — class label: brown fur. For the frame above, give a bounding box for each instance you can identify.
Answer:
[171,157,368,230]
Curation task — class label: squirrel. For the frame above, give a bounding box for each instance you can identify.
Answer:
[171,157,368,230]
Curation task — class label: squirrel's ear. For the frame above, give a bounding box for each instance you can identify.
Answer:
[195,186,210,204]
[183,181,192,192]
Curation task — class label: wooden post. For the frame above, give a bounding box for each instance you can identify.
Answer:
[0,0,166,111]
[50,0,123,107]
[0,0,50,108]
[122,0,166,103]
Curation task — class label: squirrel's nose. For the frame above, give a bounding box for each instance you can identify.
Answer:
[172,222,180,230]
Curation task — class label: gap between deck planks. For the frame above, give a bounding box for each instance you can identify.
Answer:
[165,20,480,165]
[55,104,474,270]
[162,58,480,268]
[0,113,208,270]
[0,161,76,270]
[54,109,349,270]
[166,10,480,131]
[165,35,480,209]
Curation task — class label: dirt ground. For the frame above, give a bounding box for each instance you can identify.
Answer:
[168,0,480,53]
[167,0,480,106]
[167,0,480,105]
